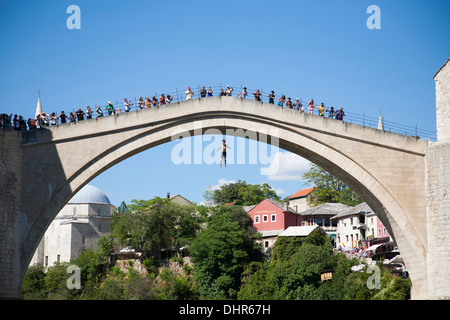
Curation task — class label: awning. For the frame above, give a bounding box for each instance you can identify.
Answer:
[388,255,403,265]
[366,243,383,251]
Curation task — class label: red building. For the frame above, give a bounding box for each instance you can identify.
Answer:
[247,199,302,232]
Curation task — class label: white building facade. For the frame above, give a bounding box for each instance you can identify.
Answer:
[30,185,115,267]
[333,202,392,250]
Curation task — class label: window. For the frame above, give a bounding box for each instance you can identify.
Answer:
[45,256,48,267]
[264,241,269,248]
[57,255,60,263]
[263,215,268,222]
[254,215,260,223]
[271,214,276,222]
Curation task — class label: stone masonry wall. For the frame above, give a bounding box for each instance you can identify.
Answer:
[435,59,450,142]
[426,59,450,299]
[426,142,450,299]
[0,130,23,298]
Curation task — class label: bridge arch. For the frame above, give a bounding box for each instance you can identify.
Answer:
[6,96,429,298]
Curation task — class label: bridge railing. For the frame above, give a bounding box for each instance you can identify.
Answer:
[95,85,437,141]
[13,84,437,141]
[344,111,437,141]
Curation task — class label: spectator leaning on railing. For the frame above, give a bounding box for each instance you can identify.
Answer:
[6,84,432,140]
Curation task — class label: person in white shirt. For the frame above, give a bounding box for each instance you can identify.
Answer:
[225,85,233,96]
[238,87,247,99]
[124,98,133,112]
[185,87,194,100]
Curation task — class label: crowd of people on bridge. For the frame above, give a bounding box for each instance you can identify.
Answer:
[0,85,347,131]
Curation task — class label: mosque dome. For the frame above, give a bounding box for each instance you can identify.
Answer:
[68,185,111,205]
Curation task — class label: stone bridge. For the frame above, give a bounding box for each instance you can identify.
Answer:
[0,60,449,299]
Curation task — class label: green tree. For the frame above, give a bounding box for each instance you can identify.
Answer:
[113,198,201,262]
[319,253,359,299]
[239,229,334,300]
[155,268,198,300]
[96,278,124,300]
[97,234,116,259]
[22,263,47,300]
[372,267,411,300]
[285,243,334,299]
[204,180,281,206]
[123,275,156,300]
[44,262,76,300]
[189,206,263,299]
[238,261,278,300]
[72,248,109,298]
[302,164,363,207]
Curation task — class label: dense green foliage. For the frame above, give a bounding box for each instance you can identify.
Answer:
[112,197,203,262]
[204,180,281,206]
[189,205,264,299]
[238,230,411,300]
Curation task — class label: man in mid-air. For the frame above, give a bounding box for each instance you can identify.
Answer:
[217,139,231,168]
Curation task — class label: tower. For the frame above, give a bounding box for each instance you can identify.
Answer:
[425,58,450,299]
[35,90,42,117]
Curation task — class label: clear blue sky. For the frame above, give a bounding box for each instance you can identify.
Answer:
[1,0,448,207]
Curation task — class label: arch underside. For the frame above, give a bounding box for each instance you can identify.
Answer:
[21,98,428,298]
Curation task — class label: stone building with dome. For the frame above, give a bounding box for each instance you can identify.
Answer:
[29,185,115,267]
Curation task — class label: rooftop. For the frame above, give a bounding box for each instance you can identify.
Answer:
[247,199,300,215]
[68,185,111,205]
[300,202,351,216]
[243,205,256,212]
[266,199,298,214]
[289,187,315,199]
[279,225,321,237]
[332,202,374,219]
[259,229,284,238]
[169,194,193,206]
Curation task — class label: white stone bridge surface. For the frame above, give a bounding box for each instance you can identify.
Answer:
[0,60,449,299]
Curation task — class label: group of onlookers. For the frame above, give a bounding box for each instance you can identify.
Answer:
[1,85,347,131]
[190,85,347,120]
